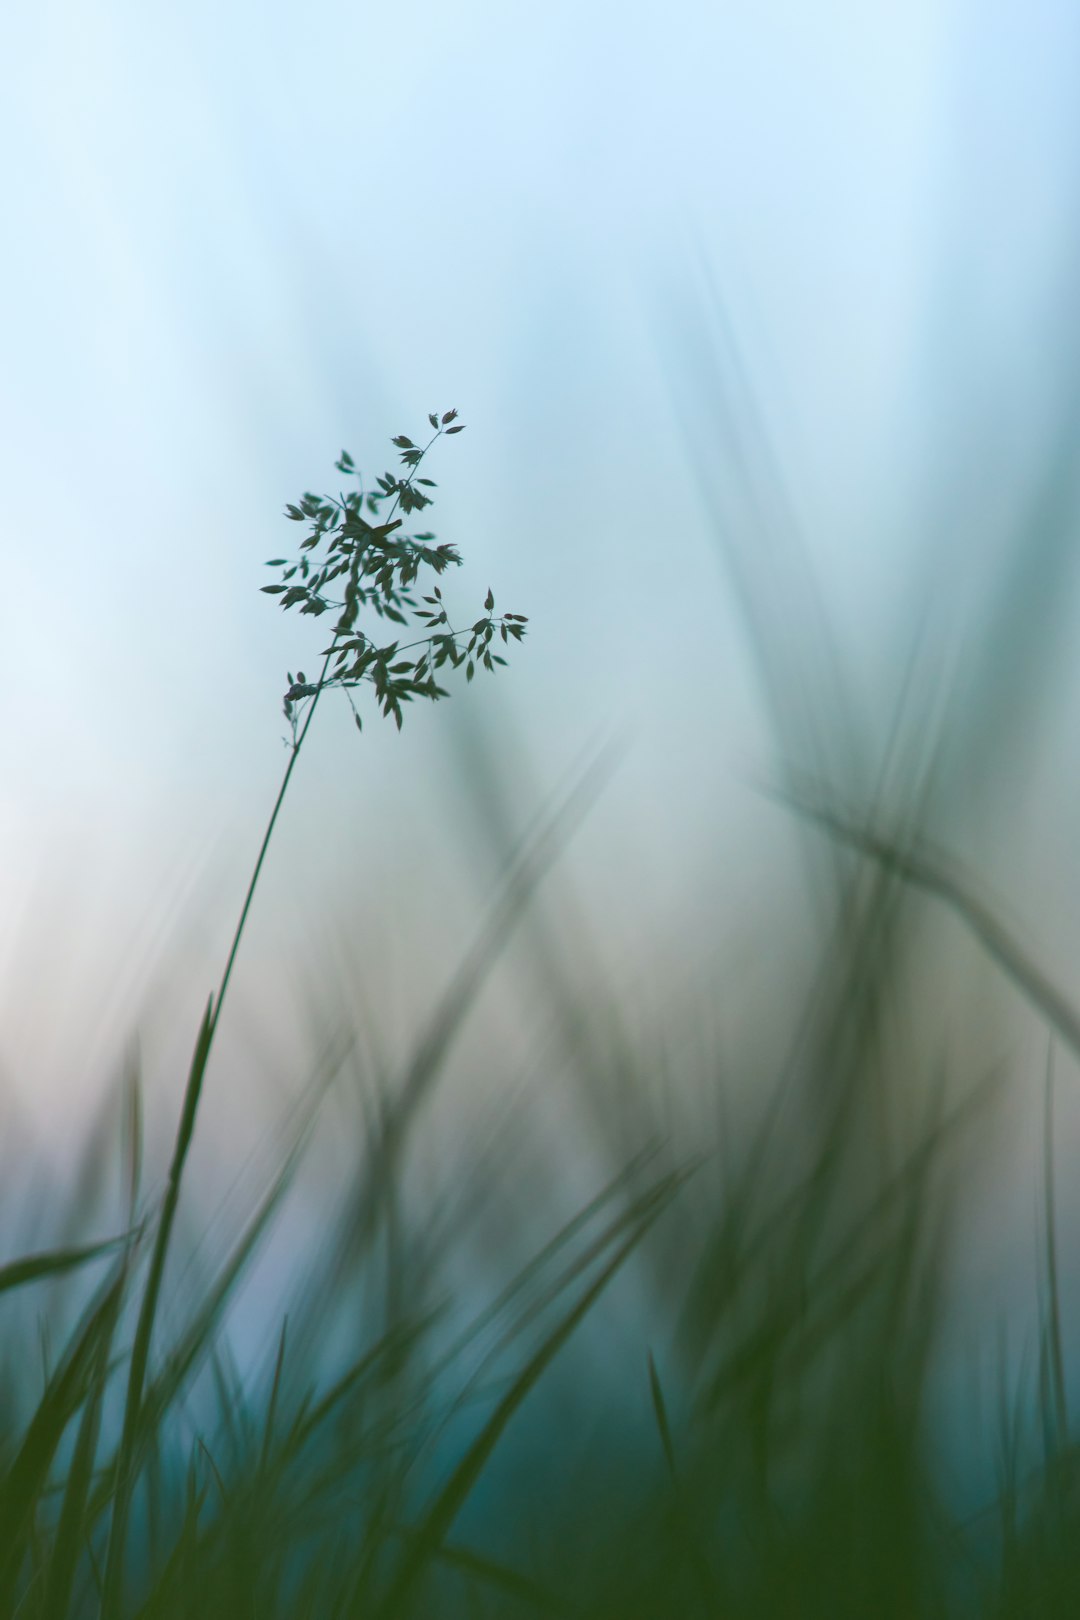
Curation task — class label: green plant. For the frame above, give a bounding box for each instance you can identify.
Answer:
[102,412,528,1613]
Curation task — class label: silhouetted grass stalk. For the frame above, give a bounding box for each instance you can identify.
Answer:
[102,418,524,1611]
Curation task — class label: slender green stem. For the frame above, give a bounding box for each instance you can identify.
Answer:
[211,666,329,1036]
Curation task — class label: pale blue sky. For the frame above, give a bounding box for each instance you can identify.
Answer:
[2,0,1080,1227]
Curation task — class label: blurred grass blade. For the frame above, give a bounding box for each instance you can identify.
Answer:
[136,1121,308,1460]
[1040,1042,1068,1458]
[0,1256,130,1611]
[91,1095,316,1584]
[773,779,1080,1065]
[0,1232,134,1297]
[429,1145,661,1382]
[402,1530,571,1615]
[374,1168,686,1619]
[42,1262,127,1620]
[301,740,623,1321]
[123,1046,144,1225]
[648,1352,678,1482]
[259,1314,288,1474]
[105,991,215,1617]
[281,1311,441,1467]
[431,1162,690,1456]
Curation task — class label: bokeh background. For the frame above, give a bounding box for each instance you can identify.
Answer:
[3,0,1080,1539]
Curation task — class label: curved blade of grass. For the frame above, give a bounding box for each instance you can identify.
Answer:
[647,1352,721,1611]
[104,990,215,1616]
[293,739,623,1350]
[657,269,873,927]
[42,1260,127,1620]
[141,1127,307,1441]
[123,1047,144,1226]
[428,1145,661,1385]
[424,1163,693,1467]
[131,1470,211,1620]
[372,1168,685,1620]
[93,1116,309,1556]
[771,779,1080,1067]
[91,1100,313,1602]
[1039,1041,1068,1466]
[648,1352,678,1482]
[394,1528,572,1616]
[693,1068,992,1415]
[0,1231,134,1297]
[280,1310,442,1468]
[258,1315,289,1475]
[0,1256,130,1611]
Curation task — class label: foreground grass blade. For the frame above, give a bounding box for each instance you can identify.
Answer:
[0,1232,134,1298]
[426,1155,688,1467]
[774,779,1080,1066]
[90,1106,313,1576]
[397,1530,571,1615]
[347,740,622,1260]
[0,1255,131,1613]
[104,991,215,1617]
[371,1168,687,1619]
[42,1260,127,1620]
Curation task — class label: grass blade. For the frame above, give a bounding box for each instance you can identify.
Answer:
[373,1168,686,1619]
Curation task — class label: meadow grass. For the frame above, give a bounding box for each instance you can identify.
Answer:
[2,405,1079,1618]
[0,755,1076,1619]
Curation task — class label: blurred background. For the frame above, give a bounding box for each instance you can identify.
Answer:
[3,0,1080,1551]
